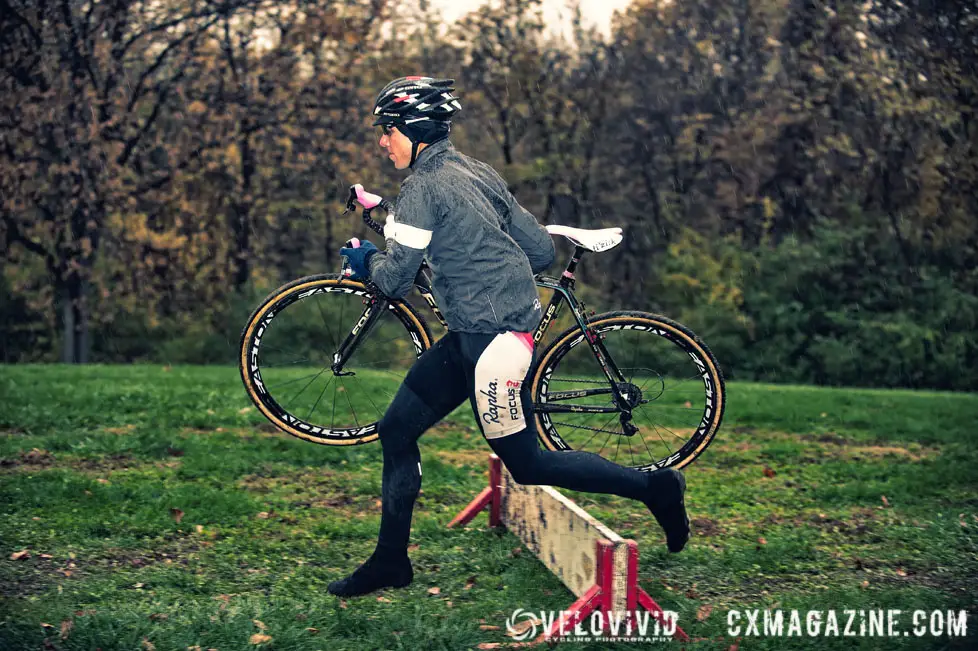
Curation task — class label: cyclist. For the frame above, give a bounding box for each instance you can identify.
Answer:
[327,76,690,598]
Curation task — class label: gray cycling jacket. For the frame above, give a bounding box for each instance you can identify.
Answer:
[367,139,555,334]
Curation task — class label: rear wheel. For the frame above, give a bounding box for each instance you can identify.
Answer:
[530,311,725,470]
[239,274,433,445]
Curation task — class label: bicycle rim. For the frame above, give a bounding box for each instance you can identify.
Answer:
[240,275,432,444]
[532,311,724,470]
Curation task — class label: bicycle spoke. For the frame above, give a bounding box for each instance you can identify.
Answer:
[613,429,623,465]
[352,373,385,423]
[330,380,338,430]
[265,370,330,389]
[638,423,658,465]
[259,357,318,368]
[647,420,674,456]
[273,369,329,394]
[342,379,360,427]
[355,357,418,369]
[285,367,329,406]
[551,421,623,437]
[313,290,340,352]
[306,374,336,421]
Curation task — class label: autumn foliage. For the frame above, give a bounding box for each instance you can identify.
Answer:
[1,0,975,389]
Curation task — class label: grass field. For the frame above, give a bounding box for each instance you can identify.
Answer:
[1,364,976,650]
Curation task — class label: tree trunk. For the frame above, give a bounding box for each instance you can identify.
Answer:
[232,133,254,291]
[60,272,89,363]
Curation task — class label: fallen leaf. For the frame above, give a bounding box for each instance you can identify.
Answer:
[464,576,477,590]
[339,600,348,609]
[39,553,53,559]
[40,622,55,629]
[133,583,145,588]
[477,644,504,650]
[239,407,253,414]
[187,647,202,651]
[60,619,73,640]
[896,569,907,577]
[728,642,740,651]
[375,499,382,508]
[249,633,272,645]
[305,627,319,635]
[511,547,522,557]
[150,613,168,621]
[427,587,441,596]
[881,495,890,507]
[97,478,110,485]
[445,600,453,608]
[479,625,500,631]
[377,596,391,603]
[256,512,270,519]
[195,525,204,534]
[142,639,156,651]
[684,401,693,408]
[170,508,184,523]
[861,580,870,588]
[696,604,713,621]
[763,467,776,478]
[757,537,767,545]
[252,620,267,631]
[10,549,30,561]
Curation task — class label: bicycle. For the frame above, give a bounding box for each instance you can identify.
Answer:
[239,186,725,470]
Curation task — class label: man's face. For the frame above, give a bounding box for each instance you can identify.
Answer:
[379,125,413,170]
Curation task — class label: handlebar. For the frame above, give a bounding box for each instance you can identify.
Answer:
[344,184,393,236]
[341,184,435,289]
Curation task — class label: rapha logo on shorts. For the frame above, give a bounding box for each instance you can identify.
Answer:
[481,380,502,425]
[481,379,521,426]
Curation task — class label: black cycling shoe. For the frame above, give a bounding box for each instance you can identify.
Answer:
[643,468,690,553]
[327,551,413,598]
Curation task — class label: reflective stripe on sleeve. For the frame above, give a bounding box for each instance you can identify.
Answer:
[391,221,433,249]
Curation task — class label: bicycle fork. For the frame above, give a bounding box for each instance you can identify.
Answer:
[330,295,390,376]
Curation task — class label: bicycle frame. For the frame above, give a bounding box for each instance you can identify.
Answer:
[331,245,636,415]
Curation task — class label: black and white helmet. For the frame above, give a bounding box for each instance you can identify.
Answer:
[372,76,462,127]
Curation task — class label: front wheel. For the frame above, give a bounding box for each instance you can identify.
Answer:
[239,274,434,445]
[530,311,725,470]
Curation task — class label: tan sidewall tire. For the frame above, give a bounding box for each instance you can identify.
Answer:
[239,274,433,445]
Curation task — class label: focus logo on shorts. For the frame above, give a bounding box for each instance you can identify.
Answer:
[506,380,521,421]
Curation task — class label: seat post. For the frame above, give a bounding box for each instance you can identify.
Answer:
[560,246,587,287]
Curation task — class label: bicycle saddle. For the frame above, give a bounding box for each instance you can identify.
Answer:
[546,225,623,252]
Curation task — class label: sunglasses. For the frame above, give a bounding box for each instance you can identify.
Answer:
[381,125,396,136]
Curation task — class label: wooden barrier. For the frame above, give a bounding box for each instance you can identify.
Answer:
[448,454,689,644]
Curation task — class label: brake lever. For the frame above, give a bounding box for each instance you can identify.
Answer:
[343,185,359,215]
